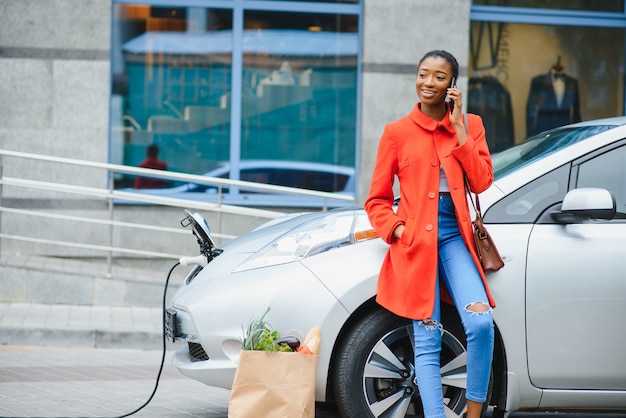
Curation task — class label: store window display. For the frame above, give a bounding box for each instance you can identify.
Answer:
[473,0,623,12]
[468,20,624,147]
[467,75,514,153]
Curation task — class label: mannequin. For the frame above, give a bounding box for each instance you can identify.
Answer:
[526,55,581,136]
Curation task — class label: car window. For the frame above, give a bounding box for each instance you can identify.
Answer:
[272,169,349,192]
[186,171,228,193]
[575,144,626,219]
[189,167,350,195]
[492,125,615,180]
[239,168,275,193]
[240,169,274,184]
[192,168,271,193]
[237,168,349,193]
[485,164,569,224]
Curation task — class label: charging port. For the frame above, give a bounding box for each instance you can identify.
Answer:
[164,308,178,343]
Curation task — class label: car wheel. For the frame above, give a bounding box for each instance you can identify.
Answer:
[333,305,491,418]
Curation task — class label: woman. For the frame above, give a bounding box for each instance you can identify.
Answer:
[364,50,496,418]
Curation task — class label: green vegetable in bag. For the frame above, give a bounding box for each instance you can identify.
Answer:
[241,307,293,352]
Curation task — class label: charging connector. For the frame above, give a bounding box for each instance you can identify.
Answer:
[179,255,208,267]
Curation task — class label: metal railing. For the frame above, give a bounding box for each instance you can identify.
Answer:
[0,150,358,276]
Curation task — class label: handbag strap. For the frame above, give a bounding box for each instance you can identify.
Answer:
[465,178,482,217]
[462,114,482,218]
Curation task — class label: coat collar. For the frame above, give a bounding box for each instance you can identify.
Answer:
[409,102,456,134]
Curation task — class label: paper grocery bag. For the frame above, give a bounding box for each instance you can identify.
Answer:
[228,350,318,418]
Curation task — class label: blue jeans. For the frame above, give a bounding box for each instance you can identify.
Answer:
[412,194,494,418]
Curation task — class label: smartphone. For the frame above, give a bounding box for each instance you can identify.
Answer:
[448,77,456,113]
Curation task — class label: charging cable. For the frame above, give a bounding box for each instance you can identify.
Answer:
[27,261,182,418]
[108,255,207,416]
[111,261,181,418]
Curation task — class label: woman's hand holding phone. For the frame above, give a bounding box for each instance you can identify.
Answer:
[447,77,467,144]
[447,76,457,114]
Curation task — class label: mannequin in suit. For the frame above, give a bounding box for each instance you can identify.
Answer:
[526,56,581,136]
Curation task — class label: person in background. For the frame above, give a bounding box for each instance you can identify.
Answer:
[364,50,496,418]
[133,144,170,189]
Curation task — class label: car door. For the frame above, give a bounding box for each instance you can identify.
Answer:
[525,142,626,391]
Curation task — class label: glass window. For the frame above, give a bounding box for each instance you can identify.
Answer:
[468,21,624,151]
[472,0,623,12]
[237,167,350,192]
[577,145,626,218]
[272,0,358,2]
[492,124,616,179]
[179,164,352,195]
[272,168,350,192]
[485,164,569,223]
[240,10,358,168]
[111,5,233,188]
[110,2,360,204]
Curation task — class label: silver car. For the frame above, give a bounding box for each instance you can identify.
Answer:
[166,117,626,417]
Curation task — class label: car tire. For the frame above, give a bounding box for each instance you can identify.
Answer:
[332,305,491,418]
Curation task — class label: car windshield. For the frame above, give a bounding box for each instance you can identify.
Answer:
[491,125,616,179]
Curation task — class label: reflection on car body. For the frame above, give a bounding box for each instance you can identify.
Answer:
[166,117,626,418]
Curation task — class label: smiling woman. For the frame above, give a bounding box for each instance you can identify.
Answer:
[364,49,496,418]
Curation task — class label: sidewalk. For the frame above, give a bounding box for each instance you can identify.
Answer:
[0,344,232,418]
[0,302,163,349]
[0,303,342,417]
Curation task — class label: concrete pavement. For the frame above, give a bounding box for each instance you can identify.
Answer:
[0,344,231,418]
[0,302,344,417]
[2,343,626,418]
[2,305,626,417]
[0,344,344,418]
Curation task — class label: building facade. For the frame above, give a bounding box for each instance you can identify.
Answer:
[1,0,626,270]
[3,1,626,204]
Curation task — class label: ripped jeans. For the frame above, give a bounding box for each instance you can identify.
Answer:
[412,193,494,418]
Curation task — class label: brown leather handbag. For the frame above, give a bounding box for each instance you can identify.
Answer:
[466,183,505,272]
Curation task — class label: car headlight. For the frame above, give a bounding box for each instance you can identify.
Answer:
[233,211,356,272]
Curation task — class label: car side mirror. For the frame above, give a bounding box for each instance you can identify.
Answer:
[551,188,616,224]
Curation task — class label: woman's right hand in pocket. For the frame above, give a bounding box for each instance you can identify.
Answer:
[393,224,405,241]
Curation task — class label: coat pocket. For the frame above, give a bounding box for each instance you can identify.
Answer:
[399,217,415,247]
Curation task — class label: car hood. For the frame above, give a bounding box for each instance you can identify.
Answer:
[217,208,355,255]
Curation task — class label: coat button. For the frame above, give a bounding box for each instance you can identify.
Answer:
[425,224,433,231]
[431,159,437,166]
[428,191,436,199]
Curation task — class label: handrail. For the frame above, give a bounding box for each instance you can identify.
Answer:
[0,232,182,259]
[0,149,358,278]
[0,150,358,204]
[0,176,286,220]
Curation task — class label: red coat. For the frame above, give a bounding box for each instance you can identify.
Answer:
[364,103,496,320]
